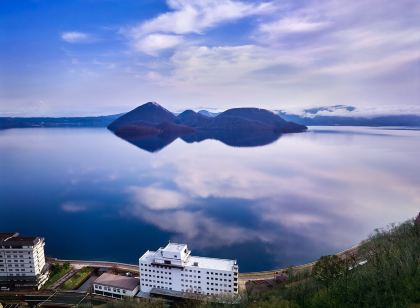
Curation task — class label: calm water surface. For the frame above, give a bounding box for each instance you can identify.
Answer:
[0,127,419,272]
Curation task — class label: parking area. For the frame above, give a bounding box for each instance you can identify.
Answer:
[77,274,99,292]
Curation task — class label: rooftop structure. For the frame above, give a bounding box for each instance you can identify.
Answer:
[0,233,17,241]
[140,250,237,272]
[0,233,43,247]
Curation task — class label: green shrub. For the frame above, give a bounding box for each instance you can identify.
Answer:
[43,262,72,288]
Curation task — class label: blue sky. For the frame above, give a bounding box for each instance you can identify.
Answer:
[0,0,419,116]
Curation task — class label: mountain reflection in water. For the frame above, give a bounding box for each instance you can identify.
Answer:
[114,129,283,152]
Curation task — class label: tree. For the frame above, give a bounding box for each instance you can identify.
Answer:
[312,255,346,287]
[109,265,119,274]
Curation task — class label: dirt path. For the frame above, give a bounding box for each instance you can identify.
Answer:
[50,268,78,289]
[48,258,139,273]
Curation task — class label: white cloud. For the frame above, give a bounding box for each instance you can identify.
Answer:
[170,45,266,84]
[167,44,314,86]
[61,31,91,43]
[136,0,419,109]
[5,0,420,115]
[125,0,273,55]
[146,70,164,82]
[133,34,183,55]
[138,0,272,35]
[317,49,420,76]
[259,17,330,35]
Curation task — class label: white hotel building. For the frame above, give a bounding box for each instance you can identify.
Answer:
[139,243,239,297]
[0,232,49,289]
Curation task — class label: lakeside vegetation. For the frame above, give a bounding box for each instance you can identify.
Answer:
[61,267,94,290]
[97,215,419,308]
[43,262,71,289]
[239,216,420,308]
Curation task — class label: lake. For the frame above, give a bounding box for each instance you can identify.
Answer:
[0,126,419,272]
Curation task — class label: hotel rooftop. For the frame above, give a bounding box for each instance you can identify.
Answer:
[0,232,44,247]
[94,273,139,291]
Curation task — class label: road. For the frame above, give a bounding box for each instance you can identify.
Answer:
[49,258,139,273]
[47,243,361,293]
[238,243,361,290]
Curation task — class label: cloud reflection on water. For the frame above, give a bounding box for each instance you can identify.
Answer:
[1,127,419,270]
[124,127,420,266]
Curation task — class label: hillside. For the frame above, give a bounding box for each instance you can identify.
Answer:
[108,102,177,131]
[240,214,420,308]
[97,213,420,308]
[177,109,212,128]
[217,108,307,133]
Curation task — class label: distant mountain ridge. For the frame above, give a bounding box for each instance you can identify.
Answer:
[3,103,418,131]
[197,110,219,117]
[279,113,420,127]
[177,109,212,127]
[277,105,420,127]
[0,114,123,129]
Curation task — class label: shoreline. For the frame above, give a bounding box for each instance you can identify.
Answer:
[47,242,362,289]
